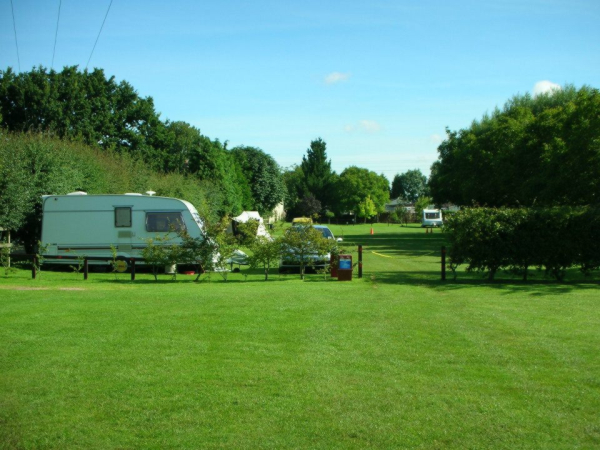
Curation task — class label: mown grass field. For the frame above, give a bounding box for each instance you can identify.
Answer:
[1,224,599,449]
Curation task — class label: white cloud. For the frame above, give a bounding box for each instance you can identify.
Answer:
[343,120,382,134]
[533,80,562,97]
[359,120,381,133]
[324,72,350,85]
[429,134,443,144]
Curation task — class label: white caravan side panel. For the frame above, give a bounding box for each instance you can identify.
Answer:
[41,195,204,261]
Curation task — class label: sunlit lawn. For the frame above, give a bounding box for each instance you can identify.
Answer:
[1,224,599,449]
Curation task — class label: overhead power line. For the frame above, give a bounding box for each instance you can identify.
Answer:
[10,0,21,71]
[52,0,62,69]
[86,0,114,70]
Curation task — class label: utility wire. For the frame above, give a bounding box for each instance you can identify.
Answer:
[51,0,62,70]
[10,0,21,71]
[86,0,114,70]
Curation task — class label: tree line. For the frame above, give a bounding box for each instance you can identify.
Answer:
[0,66,402,249]
[429,85,600,207]
[0,66,285,217]
[428,84,599,281]
[283,138,391,223]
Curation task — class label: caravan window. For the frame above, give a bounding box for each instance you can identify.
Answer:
[115,207,132,227]
[425,212,440,220]
[146,212,186,232]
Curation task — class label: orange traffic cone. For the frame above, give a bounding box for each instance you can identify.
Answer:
[370,227,374,235]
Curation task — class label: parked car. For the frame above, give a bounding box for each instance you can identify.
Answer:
[279,225,342,272]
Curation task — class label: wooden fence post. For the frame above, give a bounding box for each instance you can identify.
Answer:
[358,245,363,279]
[441,246,446,281]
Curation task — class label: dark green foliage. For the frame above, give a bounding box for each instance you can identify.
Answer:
[187,136,247,216]
[0,66,167,170]
[231,146,286,215]
[0,132,219,250]
[297,194,321,219]
[234,219,260,247]
[430,85,600,207]
[300,138,336,210]
[284,139,340,220]
[391,169,428,202]
[444,207,600,281]
[0,67,281,219]
[283,165,309,220]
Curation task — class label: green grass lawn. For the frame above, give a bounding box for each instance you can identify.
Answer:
[1,224,599,449]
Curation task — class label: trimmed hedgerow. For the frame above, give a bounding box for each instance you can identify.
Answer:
[444,207,600,281]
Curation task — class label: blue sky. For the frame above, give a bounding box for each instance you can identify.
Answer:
[1,0,599,181]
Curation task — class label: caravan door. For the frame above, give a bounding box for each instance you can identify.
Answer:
[114,206,134,256]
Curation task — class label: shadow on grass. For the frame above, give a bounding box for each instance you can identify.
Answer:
[342,230,448,258]
[372,270,600,294]
[87,268,330,284]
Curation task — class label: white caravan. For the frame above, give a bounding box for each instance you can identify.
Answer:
[421,209,443,227]
[41,192,205,266]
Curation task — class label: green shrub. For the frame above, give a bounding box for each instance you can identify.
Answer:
[444,206,600,281]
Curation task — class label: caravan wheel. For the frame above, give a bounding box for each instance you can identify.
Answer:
[113,257,129,273]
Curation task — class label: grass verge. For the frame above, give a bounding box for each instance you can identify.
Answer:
[1,224,599,449]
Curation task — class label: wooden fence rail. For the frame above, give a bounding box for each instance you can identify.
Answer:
[8,254,143,280]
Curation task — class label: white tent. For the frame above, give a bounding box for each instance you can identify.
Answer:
[229,211,271,239]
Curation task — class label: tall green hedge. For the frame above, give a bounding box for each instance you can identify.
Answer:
[0,131,220,251]
[444,207,600,281]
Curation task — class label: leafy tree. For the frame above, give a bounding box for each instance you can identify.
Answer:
[391,169,428,202]
[0,134,32,232]
[248,236,282,281]
[335,166,390,218]
[0,66,167,170]
[429,85,600,207]
[283,165,308,219]
[323,210,335,224]
[142,234,184,281]
[162,120,202,173]
[357,196,377,223]
[234,219,260,247]
[414,196,433,218]
[231,146,286,215]
[297,194,322,219]
[388,210,401,225]
[186,137,247,216]
[179,216,237,281]
[280,225,330,280]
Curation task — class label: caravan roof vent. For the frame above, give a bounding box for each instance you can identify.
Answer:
[124,193,143,196]
[67,191,87,195]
